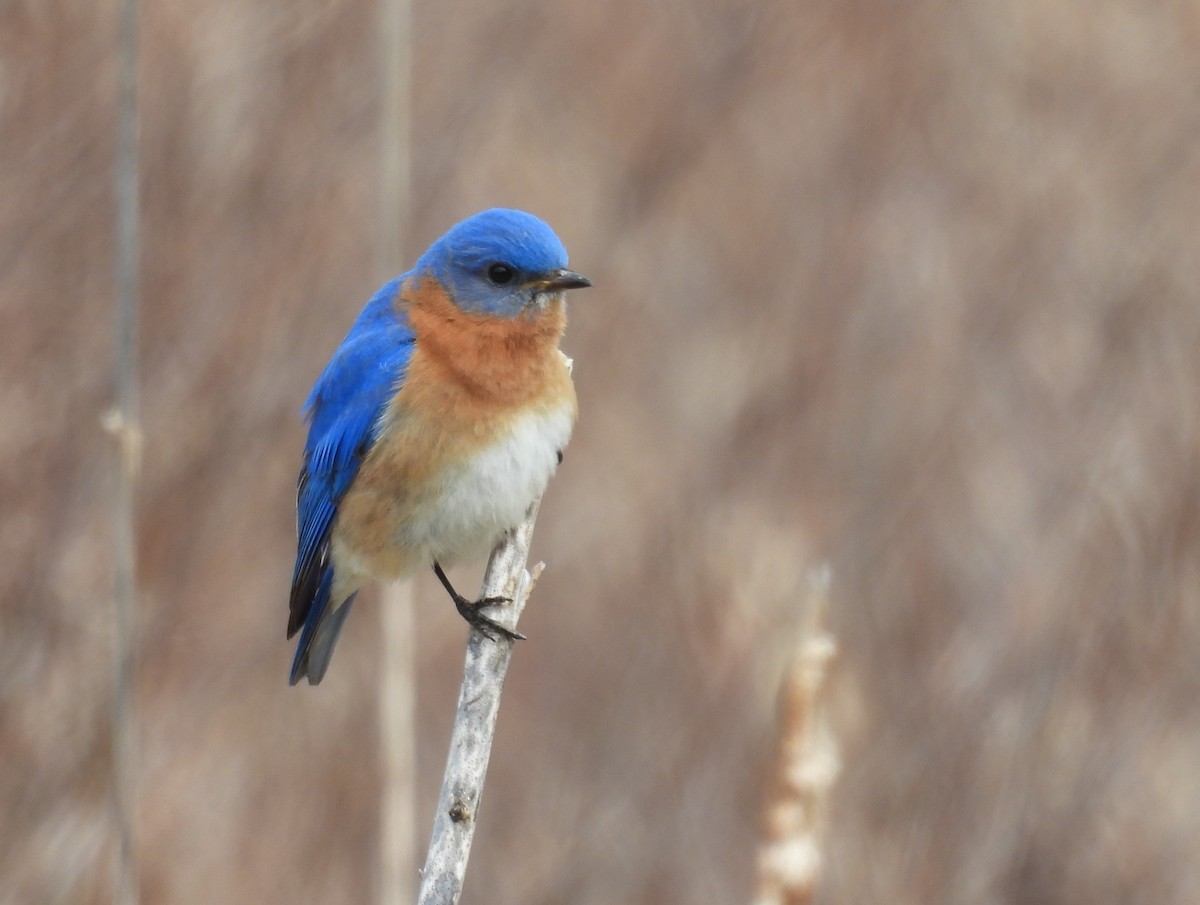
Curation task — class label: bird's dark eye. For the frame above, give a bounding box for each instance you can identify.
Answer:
[486,263,514,285]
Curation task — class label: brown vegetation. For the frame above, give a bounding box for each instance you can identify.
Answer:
[3,1,1199,903]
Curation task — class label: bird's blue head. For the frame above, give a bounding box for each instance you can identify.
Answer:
[414,208,591,318]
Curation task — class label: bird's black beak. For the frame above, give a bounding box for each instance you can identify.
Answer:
[537,269,592,292]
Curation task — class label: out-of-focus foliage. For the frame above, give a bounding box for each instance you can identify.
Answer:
[3,1,1199,903]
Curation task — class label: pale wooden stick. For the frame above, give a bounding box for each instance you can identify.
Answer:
[415,500,545,905]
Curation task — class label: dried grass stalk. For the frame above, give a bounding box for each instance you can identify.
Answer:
[754,567,839,905]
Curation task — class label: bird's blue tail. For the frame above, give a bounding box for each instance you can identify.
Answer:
[289,569,358,685]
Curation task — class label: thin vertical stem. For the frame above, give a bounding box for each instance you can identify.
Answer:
[111,0,141,903]
[380,587,416,905]
[379,0,410,272]
[377,0,413,903]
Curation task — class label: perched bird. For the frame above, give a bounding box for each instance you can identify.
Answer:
[288,208,590,685]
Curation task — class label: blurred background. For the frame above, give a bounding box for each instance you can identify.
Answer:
[4,1,1200,903]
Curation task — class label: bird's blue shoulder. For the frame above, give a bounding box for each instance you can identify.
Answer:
[303,277,414,472]
[288,276,414,638]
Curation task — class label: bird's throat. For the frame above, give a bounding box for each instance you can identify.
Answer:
[398,276,569,406]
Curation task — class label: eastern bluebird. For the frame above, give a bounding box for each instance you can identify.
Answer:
[287,208,590,685]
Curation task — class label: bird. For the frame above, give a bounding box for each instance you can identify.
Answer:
[287,208,590,685]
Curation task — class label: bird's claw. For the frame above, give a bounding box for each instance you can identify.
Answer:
[454,593,526,642]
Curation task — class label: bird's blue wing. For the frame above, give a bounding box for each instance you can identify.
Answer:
[288,279,413,673]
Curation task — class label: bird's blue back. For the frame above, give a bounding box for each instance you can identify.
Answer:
[288,277,414,672]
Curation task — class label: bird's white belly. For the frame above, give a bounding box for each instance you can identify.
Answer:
[404,403,574,564]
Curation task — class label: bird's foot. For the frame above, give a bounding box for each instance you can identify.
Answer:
[434,560,526,642]
[453,592,526,642]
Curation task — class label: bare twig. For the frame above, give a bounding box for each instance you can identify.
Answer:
[380,585,416,905]
[376,0,413,902]
[416,500,546,905]
[754,566,838,905]
[109,0,141,903]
